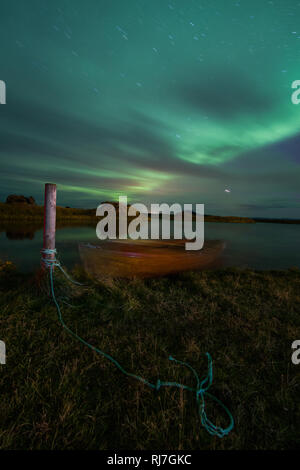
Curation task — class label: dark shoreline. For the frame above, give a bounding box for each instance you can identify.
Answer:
[0,202,299,224]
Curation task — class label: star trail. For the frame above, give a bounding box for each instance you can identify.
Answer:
[0,0,300,217]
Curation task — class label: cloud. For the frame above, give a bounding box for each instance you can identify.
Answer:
[0,96,230,185]
[273,133,300,165]
[175,67,274,118]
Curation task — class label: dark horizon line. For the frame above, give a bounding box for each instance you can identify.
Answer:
[1,196,299,222]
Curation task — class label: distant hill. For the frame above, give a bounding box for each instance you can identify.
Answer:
[253,217,300,225]
[204,214,256,223]
[6,194,36,205]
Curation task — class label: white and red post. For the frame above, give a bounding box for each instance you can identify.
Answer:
[42,183,57,267]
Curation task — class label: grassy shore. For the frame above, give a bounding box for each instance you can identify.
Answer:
[0,260,299,450]
[0,202,96,221]
[1,201,300,224]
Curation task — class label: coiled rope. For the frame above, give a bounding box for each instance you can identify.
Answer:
[41,247,234,438]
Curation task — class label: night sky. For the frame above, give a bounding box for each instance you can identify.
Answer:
[1,0,300,217]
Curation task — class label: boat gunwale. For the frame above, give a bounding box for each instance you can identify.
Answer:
[78,240,225,259]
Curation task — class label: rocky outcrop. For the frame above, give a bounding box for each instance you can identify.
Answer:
[5,195,36,205]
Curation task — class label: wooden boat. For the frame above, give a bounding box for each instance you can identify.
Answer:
[78,239,225,280]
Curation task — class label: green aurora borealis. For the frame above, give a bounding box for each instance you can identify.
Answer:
[0,0,300,217]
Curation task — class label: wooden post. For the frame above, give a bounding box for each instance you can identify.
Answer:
[42,183,57,266]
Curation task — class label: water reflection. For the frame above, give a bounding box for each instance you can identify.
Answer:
[0,220,96,240]
[0,220,299,272]
[0,222,42,240]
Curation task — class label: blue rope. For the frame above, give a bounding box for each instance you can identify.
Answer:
[41,248,234,438]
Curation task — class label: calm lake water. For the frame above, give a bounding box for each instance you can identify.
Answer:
[0,221,299,272]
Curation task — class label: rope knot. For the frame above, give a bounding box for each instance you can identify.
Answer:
[41,248,60,269]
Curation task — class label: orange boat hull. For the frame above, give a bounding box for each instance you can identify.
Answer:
[79,239,225,280]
